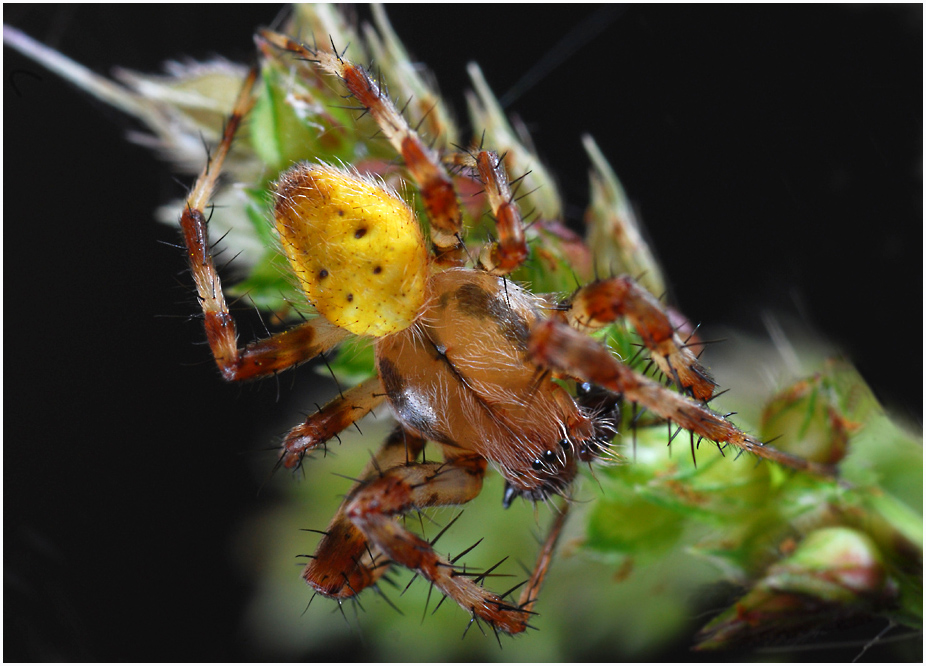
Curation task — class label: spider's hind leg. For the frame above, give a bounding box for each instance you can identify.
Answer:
[179,67,351,382]
[448,148,529,275]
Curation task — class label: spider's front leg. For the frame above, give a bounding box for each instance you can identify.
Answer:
[528,318,838,478]
[561,275,716,401]
[516,501,569,616]
[341,453,537,634]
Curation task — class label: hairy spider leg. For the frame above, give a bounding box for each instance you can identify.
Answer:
[303,426,427,600]
[517,500,569,614]
[561,275,717,401]
[178,67,351,381]
[258,29,466,267]
[281,376,387,469]
[452,149,529,276]
[528,319,838,478]
[305,424,568,632]
[343,453,540,634]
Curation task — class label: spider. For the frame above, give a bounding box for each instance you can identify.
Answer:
[173,26,836,637]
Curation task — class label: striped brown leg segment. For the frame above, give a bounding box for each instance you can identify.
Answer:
[258,29,467,267]
[562,275,716,401]
[528,319,837,478]
[343,454,536,634]
[468,149,529,275]
[178,66,350,381]
[281,375,386,469]
[303,426,427,600]
[517,501,570,614]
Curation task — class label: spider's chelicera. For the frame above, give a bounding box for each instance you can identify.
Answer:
[178,31,834,635]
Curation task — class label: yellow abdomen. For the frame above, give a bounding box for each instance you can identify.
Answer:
[274,164,429,337]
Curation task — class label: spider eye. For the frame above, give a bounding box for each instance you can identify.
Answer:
[531,459,544,471]
[543,449,557,463]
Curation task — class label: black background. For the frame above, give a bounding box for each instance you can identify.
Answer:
[5,5,921,662]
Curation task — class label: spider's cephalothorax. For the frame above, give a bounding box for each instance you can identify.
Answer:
[175,31,835,636]
[375,268,595,504]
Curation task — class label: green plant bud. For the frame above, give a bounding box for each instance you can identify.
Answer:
[761,370,859,465]
[465,63,562,220]
[695,527,897,649]
[364,6,458,147]
[583,134,666,298]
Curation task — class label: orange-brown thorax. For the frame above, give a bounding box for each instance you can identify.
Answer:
[376,269,592,496]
